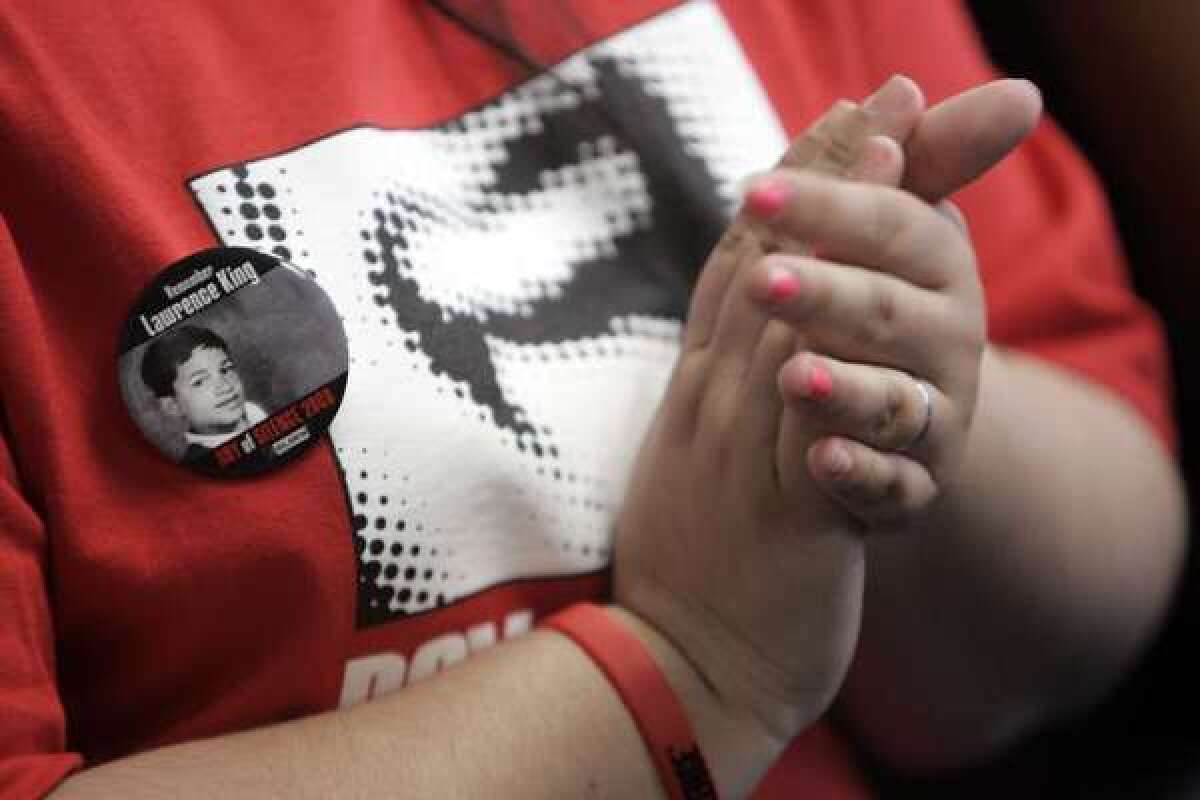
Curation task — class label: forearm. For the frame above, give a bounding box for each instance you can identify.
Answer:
[52,608,783,799]
[840,346,1187,771]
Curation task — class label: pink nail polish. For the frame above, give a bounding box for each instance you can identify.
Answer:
[765,271,800,303]
[808,363,834,400]
[746,180,791,218]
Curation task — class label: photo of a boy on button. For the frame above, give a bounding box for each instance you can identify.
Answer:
[140,325,267,459]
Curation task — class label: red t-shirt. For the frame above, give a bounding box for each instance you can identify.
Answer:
[0,1,1174,798]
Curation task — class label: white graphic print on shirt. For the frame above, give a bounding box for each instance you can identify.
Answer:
[189,0,786,625]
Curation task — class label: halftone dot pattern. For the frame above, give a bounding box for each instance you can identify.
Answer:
[216,164,306,264]
[190,0,786,624]
[600,8,778,207]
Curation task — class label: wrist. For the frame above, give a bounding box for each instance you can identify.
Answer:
[603,605,790,798]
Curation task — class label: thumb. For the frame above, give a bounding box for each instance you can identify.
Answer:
[860,73,926,143]
[902,79,1043,202]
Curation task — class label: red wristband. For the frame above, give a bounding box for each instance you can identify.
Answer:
[541,603,719,800]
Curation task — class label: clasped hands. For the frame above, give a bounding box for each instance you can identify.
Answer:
[614,75,1043,743]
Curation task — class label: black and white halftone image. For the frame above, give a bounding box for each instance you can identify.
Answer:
[119,247,349,477]
[188,1,785,620]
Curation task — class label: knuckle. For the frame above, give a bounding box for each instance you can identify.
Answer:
[870,378,909,446]
[855,279,899,349]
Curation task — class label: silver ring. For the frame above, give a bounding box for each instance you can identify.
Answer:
[901,380,934,452]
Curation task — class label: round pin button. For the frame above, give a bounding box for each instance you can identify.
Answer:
[118,247,349,477]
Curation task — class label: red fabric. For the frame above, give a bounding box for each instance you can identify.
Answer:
[0,403,83,799]
[0,1,1174,798]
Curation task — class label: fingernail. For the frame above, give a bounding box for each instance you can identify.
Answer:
[745,178,791,218]
[1014,78,1043,106]
[808,362,834,401]
[765,269,800,303]
[863,74,911,113]
[826,443,853,476]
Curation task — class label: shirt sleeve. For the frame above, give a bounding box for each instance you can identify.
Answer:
[961,113,1176,451]
[0,225,83,799]
[856,0,1177,451]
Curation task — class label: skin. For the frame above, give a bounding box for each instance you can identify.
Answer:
[49,77,1184,796]
[745,151,983,527]
[160,346,248,435]
[738,79,1186,768]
